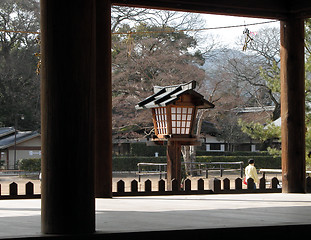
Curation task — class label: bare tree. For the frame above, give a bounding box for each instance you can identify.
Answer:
[112,23,207,137]
[111,6,206,33]
[237,27,281,119]
[111,6,155,32]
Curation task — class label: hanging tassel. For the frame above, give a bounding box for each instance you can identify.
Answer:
[126,32,134,57]
[34,36,41,75]
[242,27,253,51]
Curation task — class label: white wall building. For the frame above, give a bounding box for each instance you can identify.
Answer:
[0,127,41,169]
[204,134,259,152]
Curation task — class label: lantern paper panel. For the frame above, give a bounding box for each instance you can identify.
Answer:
[171,106,193,135]
[154,107,168,135]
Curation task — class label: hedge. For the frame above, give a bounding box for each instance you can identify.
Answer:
[129,143,271,157]
[18,158,41,172]
[195,150,271,156]
[130,143,166,156]
[112,155,281,171]
[16,155,281,172]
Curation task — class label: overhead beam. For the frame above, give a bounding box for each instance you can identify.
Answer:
[112,0,288,19]
[289,1,311,18]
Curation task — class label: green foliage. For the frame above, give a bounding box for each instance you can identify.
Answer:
[18,158,41,172]
[266,147,281,158]
[238,119,281,142]
[238,119,282,160]
[305,19,311,69]
[0,0,41,130]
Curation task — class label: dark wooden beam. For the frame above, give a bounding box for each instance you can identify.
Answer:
[280,18,306,193]
[289,1,311,18]
[112,0,288,19]
[40,0,96,234]
[95,0,113,198]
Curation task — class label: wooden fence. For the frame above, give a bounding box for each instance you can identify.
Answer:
[0,182,41,199]
[112,177,284,196]
[1,177,311,199]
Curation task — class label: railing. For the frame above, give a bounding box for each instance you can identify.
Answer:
[137,162,244,181]
[137,163,167,182]
[188,161,244,178]
[0,170,40,178]
[0,170,23,176]
[260,169,311,179]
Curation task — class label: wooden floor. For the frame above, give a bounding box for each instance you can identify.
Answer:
[1,193,311,239]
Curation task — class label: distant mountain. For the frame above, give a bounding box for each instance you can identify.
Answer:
[202,48,245,71]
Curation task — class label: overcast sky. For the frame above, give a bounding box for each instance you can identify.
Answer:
[200,14,280,49]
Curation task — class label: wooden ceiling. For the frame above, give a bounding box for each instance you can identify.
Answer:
[111,0,311,20]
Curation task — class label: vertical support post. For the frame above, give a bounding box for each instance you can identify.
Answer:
[95,0,112,198]
[166,141,181,191]
[158,179,166,192]
[40,0,96,234]
[138,164,141,182]
[240,162,243,178]
[198,178,204,191]
[235,178,242,190]
[210,178,221,192]
[280,18,306,193]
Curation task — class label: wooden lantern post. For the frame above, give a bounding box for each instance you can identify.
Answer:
[136,81,214,191]
[166,140,182,190]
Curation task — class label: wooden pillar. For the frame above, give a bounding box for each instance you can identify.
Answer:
[166,141,181,191]
[40,0,96,233]
[280,17,306,193]
[95,0,112,198]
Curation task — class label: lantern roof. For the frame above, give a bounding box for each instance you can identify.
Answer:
[135,81,215,110]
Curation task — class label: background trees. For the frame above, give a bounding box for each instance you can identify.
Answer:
[238,21,311,167]
[111,10,209,138]
[112,24,206,127]
[2,2,310,163]
[0,0,40,130]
